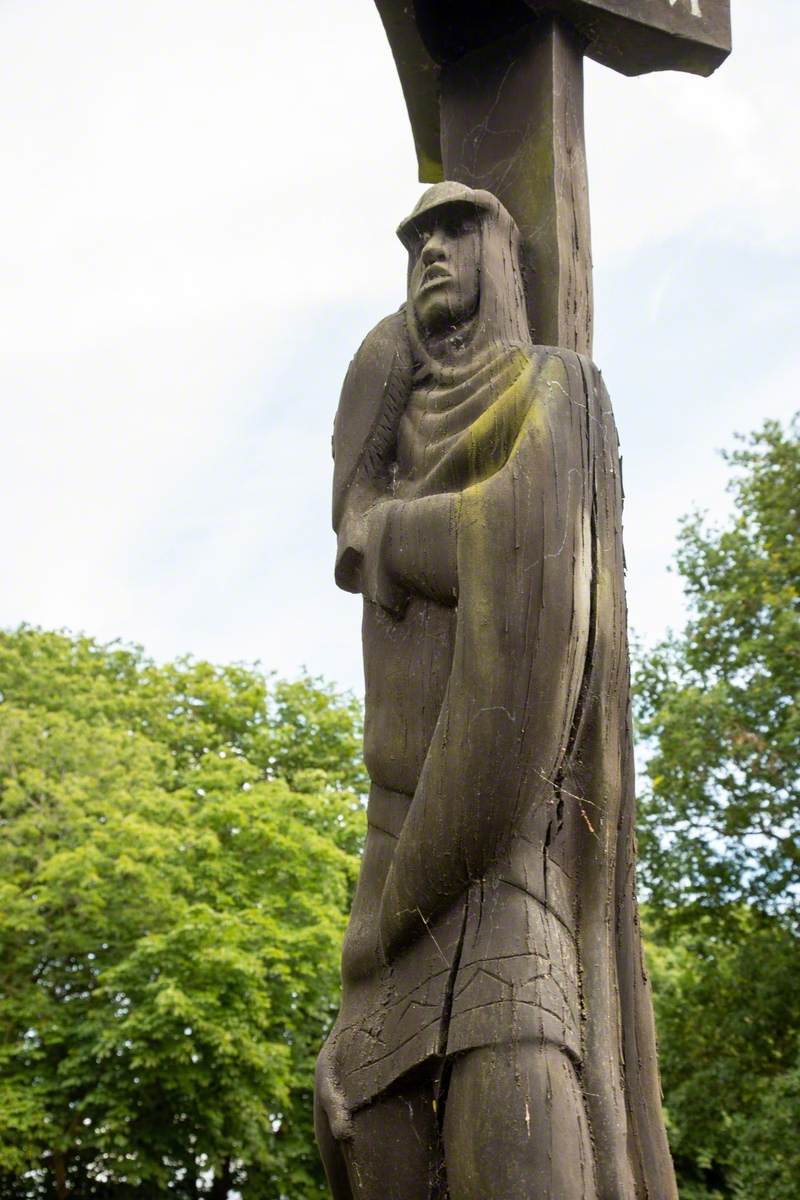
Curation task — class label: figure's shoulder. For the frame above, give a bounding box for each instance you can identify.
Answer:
[528,345,609,402]
[345,307,410,388]
[529,344,594,375]
[332,307,412,528]
[335,307,411,437]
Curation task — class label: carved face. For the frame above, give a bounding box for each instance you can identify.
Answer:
[408,208,481,338]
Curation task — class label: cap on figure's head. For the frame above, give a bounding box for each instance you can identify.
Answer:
[396,180,494,250]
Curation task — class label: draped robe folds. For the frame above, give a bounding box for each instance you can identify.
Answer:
[322,250,676,1197]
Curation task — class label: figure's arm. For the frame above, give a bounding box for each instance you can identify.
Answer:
[335,483,459,615]
[363,494,459,613]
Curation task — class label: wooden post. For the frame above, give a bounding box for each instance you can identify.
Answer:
[439,17,592,352]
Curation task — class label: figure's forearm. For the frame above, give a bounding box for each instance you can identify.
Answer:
[335,488,459,613]
[380,494,459,607]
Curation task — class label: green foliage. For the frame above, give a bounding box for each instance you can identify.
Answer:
[645,910,800,1199]
[0,629,366,1199]
[729,1056,800,1200]
[636,416,799,919]
[635,416,800,1199]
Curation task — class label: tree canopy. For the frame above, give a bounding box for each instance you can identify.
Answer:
[0,630,366,1199]
[636,417,799,920]
[635,416,800,1199]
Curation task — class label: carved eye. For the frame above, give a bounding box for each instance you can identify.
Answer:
[444,212,477,240]
[408,228,427,257]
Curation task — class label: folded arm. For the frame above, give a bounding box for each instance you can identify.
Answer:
[336,488,459,614]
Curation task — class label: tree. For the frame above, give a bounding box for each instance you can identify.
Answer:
[0,629,366,1199]
[636,416,799,919]
[635,416,800,1198]
[644,907,800,1199]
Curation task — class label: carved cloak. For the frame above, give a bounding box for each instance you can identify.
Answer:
[325,190,676,1198]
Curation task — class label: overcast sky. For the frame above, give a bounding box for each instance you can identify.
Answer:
[1,0,798,694]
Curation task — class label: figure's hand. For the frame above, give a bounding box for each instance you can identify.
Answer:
[363,502,409,619]
[315,1038,353,1143]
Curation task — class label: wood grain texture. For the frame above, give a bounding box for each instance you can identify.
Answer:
[439,18,593,354]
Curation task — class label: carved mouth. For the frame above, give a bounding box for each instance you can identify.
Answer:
[420,267,451,290]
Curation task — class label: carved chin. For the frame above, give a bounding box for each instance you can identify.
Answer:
[415,302,451,335]
[414,292,467,336]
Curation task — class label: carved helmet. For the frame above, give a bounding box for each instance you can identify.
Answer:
[396,180,497,250]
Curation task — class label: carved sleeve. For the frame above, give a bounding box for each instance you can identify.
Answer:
[374,494,459,608]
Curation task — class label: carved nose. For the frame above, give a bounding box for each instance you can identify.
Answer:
[421,232,447,265]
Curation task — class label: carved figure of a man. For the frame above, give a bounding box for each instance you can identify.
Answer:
[315,182,677,1200]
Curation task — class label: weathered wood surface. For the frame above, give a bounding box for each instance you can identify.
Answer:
[315,182,678,1200]
[525,0,731,74]
[440,19,592,354]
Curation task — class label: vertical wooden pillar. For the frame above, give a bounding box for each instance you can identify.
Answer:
[439,18,593,355]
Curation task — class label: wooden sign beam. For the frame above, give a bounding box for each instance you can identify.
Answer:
[527,0,732,75]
